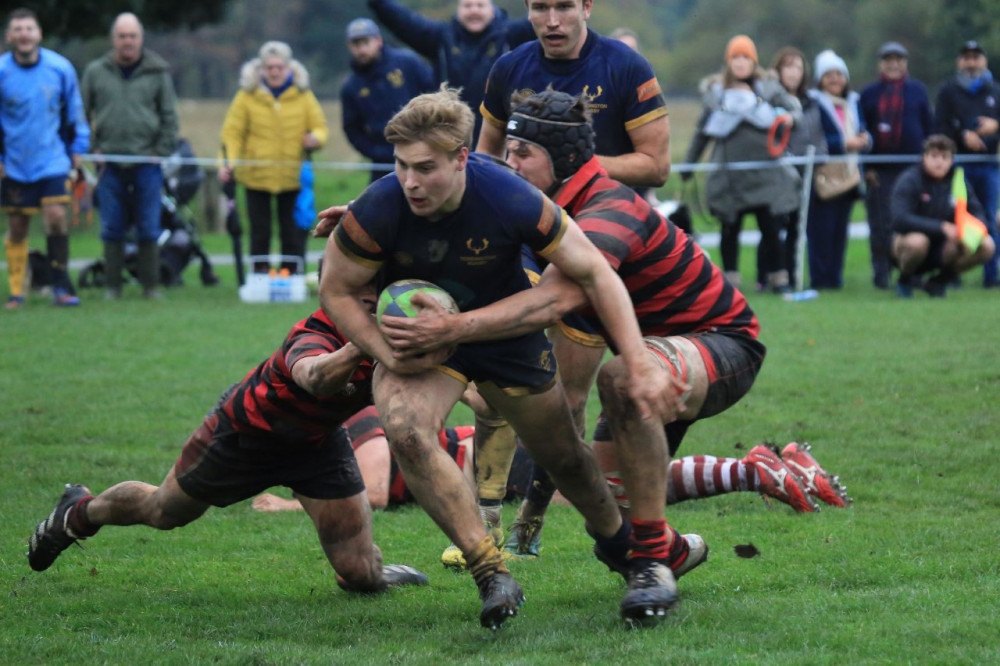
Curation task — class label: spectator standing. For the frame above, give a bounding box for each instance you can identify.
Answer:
[935,40,1000,288]
[807,49,871,290]
[858,41,934,289]
[892,134,995,297]
[477,0,670,189]
[81,12,178,300]
[219,41,328,275]
[367,0,534,144]
[1,7,89,308]
[340,18,435,183]
[683,35,801,292]
[773,45,828,289]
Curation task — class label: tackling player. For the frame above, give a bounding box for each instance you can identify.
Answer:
[26,292,428,596]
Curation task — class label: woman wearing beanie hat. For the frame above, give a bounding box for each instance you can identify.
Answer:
[683,35,802,292]
[806,49,871,289]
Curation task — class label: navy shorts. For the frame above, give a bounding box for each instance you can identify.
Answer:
[441,330,557,396]
[1,175,70,213]
[173,409,365,507]
[594,329,766,455]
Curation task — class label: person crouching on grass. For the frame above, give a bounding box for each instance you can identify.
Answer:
[891,134,996,297]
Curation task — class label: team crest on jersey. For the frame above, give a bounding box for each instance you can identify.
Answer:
[582,85,604,102]
[461,238,495,266]
[387,69,404,88]
[360,87,370,98]
[428,240,449,263]
[392,251,414,267]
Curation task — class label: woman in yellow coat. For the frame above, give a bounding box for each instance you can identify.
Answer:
[219,41,328,274]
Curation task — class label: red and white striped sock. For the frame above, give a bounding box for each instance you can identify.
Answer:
[667,456,754,503]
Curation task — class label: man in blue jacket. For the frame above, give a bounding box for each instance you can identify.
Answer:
[366,0,534,143]
[1,8,90,308]
[935,40,1000,288]
[340,18,436,183]
[859,41,935,290]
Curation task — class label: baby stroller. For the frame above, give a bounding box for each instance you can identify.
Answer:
[78,138,220,289]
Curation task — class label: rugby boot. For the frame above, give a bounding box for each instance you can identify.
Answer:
[5,295,25,309]
[594,531,707,581]
[781,442,852,508]
[336,564,429,593]
[619,559,678,627]
[742,444,818,512]
[476,571,525,630]
[27,484,93,571]
[503,500,544,558]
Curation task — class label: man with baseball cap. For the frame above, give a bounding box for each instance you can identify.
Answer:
[340,17,435,182]
[935,39,1000,287]
[859,41,934,290]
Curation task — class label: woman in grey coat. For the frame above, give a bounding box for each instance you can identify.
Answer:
[684,35,802,291]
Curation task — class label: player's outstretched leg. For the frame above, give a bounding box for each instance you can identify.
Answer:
[781,442,852,507]
[27,484,97,572]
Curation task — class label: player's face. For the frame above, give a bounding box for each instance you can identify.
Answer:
[457,0,495,34]
[526,0,592,60]
[922,149,953,180]
[505,139,556,192]
[348,35,383,67]
[394,142,470,221]
[5,17,41,60]
[112,17,144,66]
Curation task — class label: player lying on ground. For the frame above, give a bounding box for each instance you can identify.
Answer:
[254,404,848,528]
[26,288,427,595]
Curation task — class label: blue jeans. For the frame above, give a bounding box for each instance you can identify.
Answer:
[96,164,163,243]
[962,162,999,285]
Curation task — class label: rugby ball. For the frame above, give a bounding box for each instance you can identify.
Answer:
[376,279,459,325]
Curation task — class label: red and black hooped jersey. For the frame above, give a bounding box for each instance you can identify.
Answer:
[557,158,759,341]
[220,309,374,445]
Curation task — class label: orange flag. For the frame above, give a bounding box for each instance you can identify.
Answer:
[952,167,987,253]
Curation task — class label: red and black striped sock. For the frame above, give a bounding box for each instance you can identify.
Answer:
[67,496,99,538]
[629,518,672,561]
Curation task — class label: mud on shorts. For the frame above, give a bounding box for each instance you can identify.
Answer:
[173,409,365,507]
[593,329,766,456]
[439,330,557,396]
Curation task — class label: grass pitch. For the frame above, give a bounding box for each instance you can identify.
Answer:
[2,231,1000,664]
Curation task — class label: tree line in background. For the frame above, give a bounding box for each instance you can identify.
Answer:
[6,0,999,98]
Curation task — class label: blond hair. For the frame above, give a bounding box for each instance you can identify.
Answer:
[384,86,474,153]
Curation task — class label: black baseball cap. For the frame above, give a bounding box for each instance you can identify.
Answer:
[960,40,986,57]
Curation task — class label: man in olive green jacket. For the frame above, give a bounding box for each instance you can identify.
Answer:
[81,12,179,300]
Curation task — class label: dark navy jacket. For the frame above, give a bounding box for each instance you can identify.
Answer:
[935,74,1000,157]
[891,164,984,237]
[367,0,534,141]
[340,45,435,175]
[859,77,935,168]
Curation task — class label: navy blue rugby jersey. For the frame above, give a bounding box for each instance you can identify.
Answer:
[334,153,568,311]
[480,29,667,158]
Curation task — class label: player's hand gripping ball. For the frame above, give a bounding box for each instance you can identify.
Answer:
[376,279,459,325]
